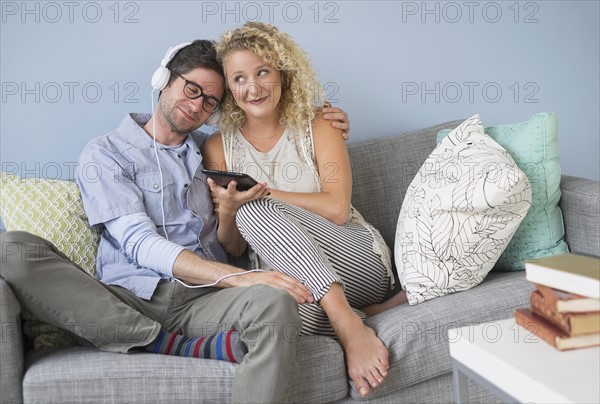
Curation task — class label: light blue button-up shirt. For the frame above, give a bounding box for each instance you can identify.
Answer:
[76,113,226,299]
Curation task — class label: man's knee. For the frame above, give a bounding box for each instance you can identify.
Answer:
[272,288,302,339]
[268,285,298,312]
[244,284,302,342]
[247,284,300,321]
[1,231,52,279]
[1,230,43,244]
[1,231,31,266]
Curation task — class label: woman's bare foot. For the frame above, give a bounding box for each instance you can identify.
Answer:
[336,315,389,397]
[362,289,408,317]
[320,284,390,397]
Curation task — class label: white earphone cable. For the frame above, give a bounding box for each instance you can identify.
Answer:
[149,43,264,288]
[151,88,169,241]
[174,269,266,288]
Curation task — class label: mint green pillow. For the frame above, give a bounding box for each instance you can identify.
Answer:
[437,112,568,271]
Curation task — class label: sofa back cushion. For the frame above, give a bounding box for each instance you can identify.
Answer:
[347,120,464,253]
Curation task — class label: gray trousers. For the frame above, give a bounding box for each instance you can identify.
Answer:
[0,231,301,403]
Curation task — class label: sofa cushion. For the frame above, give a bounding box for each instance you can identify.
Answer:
[23,336,347,404]
[438,112,569,271]
[0,278,24,404]
[337,373,503,404]
[559,175,600,257]
[348,120,465,256]
[357,271,535,400]
[395,115,532,304]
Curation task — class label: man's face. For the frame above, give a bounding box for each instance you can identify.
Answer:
[158,67,224,135]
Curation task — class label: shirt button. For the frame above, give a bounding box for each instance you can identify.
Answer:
[184,183,189,188]
[153,184,159,190]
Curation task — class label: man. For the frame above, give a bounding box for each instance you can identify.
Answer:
[0,40,350,403]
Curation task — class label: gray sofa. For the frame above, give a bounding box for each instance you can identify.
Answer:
[1,120,599,404]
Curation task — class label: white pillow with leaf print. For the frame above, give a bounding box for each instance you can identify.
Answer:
[394,114,532,305]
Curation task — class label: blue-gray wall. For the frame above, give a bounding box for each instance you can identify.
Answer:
[1,1,599,215]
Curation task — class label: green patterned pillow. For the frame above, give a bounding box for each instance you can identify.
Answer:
[21,311,77,351]
[437,112,569,271]
[0,172,100,276]
[0,172,100,350]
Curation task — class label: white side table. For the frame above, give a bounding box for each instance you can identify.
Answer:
[448,318,600,403]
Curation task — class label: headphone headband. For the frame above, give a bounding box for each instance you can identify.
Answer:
[151,41,193,91]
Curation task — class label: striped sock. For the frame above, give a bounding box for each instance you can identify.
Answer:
[145,329,247,363]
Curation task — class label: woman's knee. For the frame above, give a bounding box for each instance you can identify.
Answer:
[235,199,279,228]
[236,199,260,220]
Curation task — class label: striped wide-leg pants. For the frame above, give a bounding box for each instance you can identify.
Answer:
[235,198,391,336]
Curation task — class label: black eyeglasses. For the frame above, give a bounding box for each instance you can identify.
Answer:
[173,72,221,113]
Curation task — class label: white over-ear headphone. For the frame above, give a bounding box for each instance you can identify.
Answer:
[151,41,221,126]
[151,42,192,91]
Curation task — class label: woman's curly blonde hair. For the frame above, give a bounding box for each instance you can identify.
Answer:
[215,22,325,135]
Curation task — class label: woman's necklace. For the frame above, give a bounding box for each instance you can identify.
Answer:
[240,125,283,140]
[240,125,284,152]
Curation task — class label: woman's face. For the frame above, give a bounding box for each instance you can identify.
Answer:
[224,49,282,121]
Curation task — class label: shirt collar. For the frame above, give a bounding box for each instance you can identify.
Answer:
[119,113,203,156]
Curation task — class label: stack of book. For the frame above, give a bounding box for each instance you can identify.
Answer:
[515,252,600,351]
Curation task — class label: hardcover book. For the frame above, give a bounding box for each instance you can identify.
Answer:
[535,284,600,313]
[515,308,600,351]
[530,290,600,335]
[525,253,600,299]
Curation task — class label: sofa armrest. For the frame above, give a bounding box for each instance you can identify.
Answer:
[559,175,600,257]
[0,277,24,404]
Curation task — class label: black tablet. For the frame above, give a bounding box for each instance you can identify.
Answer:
[201,169,259,191]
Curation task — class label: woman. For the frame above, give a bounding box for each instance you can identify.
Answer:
[203,22,407,397]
